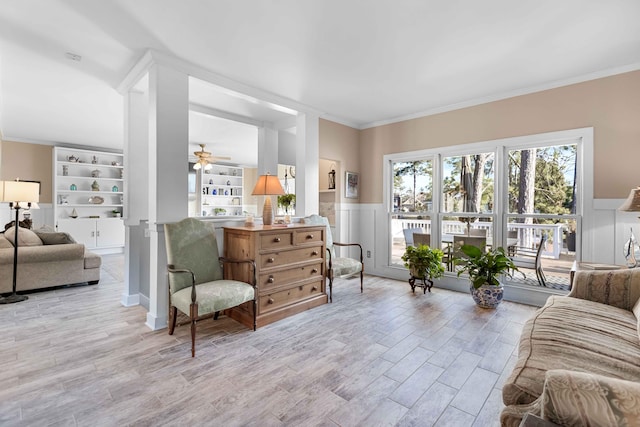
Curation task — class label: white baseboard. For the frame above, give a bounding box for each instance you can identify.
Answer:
[120,293,140,307]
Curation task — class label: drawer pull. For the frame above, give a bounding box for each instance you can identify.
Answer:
[311,268,318,274]
[267,257,275,263]
[306,234,314,239]
[273,237,281,243]
[312,286,318,291]
[312,250,318,256]
[267,276,275,283]
[267,298,274,304]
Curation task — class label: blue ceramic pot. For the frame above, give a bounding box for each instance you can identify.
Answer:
[470,282,503,309]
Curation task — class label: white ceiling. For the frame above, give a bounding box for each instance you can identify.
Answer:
[1,0,640,162]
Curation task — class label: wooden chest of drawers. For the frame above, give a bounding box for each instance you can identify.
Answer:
[223,224,327,328]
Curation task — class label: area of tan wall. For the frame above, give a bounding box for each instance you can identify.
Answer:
[358,70,640,203]
[0,141,53,203]
[319,119,360,202]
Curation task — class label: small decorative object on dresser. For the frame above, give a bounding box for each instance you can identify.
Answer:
[91,180,100,191]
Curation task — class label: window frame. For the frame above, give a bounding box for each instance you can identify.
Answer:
[383,128,593,272]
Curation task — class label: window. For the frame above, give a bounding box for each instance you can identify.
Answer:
[385,129,589,293]
[390,159,434,266]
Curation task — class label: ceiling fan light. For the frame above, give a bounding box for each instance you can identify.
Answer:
[204,162,213,171]
[193,162,202,170]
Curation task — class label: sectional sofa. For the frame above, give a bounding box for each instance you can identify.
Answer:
[0,226,101,294]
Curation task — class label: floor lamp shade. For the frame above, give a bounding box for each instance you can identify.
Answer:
[2,180,40,204]
[251,174,285,225]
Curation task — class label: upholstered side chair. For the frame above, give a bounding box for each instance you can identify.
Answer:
[302,214,363,302]
[164,218,257,357]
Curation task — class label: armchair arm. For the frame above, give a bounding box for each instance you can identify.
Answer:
[539,370,640,426]
[167,264,196,303]
[333,242,364,263]
[568,268,640,311]
[219,257,257,289]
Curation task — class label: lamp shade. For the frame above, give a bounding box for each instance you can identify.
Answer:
[619,187,640,212]
[251,174,285,196]
[2,180,40,204]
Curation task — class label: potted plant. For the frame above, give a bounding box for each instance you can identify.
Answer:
[455,245,522,308]
[401,244,445,292]
[277,193,296,214]
[111,209,121,218]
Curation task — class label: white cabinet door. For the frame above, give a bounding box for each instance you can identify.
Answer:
[96,218,125,248]
[57,218,98,249]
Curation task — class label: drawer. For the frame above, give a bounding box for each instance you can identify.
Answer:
[260,231,293,250]
[259,280,323,313]
[294,228,323,246]
[259,262,323,290]
[259,246,323,269]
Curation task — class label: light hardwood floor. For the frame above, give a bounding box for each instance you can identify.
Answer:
[0,255,538,426]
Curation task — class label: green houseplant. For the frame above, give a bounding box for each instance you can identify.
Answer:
[402,244,445,293]
[455,245,523,308]
[277,193,296,214]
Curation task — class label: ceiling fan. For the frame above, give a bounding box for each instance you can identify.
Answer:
[192,143,231,171]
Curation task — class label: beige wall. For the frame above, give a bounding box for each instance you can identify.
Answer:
[356,70,640,203]
[319,119,360,202]
[0,141,52,204]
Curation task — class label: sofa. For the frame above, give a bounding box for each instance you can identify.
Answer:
[501,268,640,426]
[0,226,101,294]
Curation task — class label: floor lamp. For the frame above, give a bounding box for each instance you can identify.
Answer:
[0,180,40,304]
[251,173,285,225]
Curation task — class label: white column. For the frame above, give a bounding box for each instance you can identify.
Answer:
[296,113,320,216]
[121,90,147,307]
[145,64,189,330]
[257,127,279,175]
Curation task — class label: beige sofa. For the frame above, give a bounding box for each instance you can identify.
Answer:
[501,268,640,426]
[0,226,101,294]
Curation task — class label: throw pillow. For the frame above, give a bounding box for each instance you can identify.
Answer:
[33,230,76,245]
[0,236,14,248]
[4,226,43,247]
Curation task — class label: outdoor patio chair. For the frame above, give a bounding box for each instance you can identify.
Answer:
[403,227,423,247]
[413,232,431,247]
[511,235,547,287]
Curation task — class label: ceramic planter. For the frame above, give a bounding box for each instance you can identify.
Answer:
[470,282,503,308]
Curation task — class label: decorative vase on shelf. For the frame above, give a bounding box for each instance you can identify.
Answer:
[70,183,77,191]
[70,208,78,219]
[91,180,100,191]
[91,169,100,178]
[112,185,118,192]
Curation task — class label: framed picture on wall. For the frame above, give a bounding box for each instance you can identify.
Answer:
[345,171,359,199]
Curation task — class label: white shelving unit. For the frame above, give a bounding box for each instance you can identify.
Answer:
[53,147,125,253]
[199,165,244,217]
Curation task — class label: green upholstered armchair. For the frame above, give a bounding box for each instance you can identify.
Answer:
[302,215,363,302]
[164,218,257,357]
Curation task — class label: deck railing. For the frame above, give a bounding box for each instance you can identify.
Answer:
[394,219,565,259]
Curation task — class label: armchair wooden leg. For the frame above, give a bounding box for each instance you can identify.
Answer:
[214,311,220,320]
[190,303,198,358]
[327,274,333,303]
[360,271,364,293]
[168,306,177,335]
[252,299,257,331]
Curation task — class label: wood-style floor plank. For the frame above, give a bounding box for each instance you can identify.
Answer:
[0,255,538,426]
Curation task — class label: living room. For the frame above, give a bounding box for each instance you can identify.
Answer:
[2,2,640,426]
